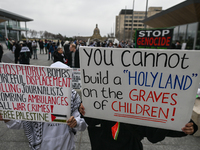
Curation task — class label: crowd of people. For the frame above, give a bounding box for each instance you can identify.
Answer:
[0,38,198,150]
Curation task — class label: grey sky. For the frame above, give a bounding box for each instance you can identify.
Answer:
[0,0,185,37]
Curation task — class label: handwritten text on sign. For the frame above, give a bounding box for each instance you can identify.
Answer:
[0,64,72,123]
[80,47,200,131]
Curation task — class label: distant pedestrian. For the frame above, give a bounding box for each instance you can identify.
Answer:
[32,41,38,59]
[47,41,52,60]
[64,41,70,57]
[44,39,48,54]
[19,43,31,65]
[49,42,57,61]
[0,43,3,62]
[27,40,32,58]
[61,40,64,47]
[13,42,21,64]
[39,39,44,54]
[57,40,60,47]
[175,41,182,49]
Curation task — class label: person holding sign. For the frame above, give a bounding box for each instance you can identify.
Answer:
[0,62,87,150]
[79,104,198,150]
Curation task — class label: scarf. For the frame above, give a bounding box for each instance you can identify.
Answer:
[23,89,81,150]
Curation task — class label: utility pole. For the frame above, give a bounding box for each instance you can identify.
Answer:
[130,0,135,42]
[144,0,148,29]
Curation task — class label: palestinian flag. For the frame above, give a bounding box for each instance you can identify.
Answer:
[111,122,120,140]
[51,114,67,123]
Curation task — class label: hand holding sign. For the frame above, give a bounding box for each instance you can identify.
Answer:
[67,116,77,128]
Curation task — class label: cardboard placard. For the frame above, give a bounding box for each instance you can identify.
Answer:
[80,47,200,131]
[0,63,72,123]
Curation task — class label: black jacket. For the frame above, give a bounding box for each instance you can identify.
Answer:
[85,118,198,150]
[19,46,31,65]
[67,50,80,68]
[64,44,70,56]
[53,50,67,64]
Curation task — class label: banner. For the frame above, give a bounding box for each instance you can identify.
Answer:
[72,68,81,89]
[80,47,200,131]
[135,29,174,49]
[0,63,72,123]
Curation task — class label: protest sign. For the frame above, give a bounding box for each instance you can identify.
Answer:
[135,28,174,49]
[0,63,72,123]
[80,47,200,131]
[72,68,81,89]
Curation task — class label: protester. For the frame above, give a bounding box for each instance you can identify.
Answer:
[0,62,87,150]
[27,40,33,58]
[0,43,3,62]
[53,47,67,64]
[13,42,21,64]
[32,40,38,59]
[79,104,198,150]
[39,39,44,54]
[64,41,70,57]
[67,43,80,68]
[49,42,57,61]
[47,41,52,60]
[19,43,31,65]
[44,39,48,54]
[57,40,60,47]
[61,40,64,47]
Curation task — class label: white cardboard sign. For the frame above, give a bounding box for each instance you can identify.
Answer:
[0,63,72,123]
[80,47,200,131]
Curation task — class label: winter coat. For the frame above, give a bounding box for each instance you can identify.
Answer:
[53,50,67,64]
[49,45,57,53]
[67,50,80,68]
[85,118,198,150]
[19,46,31,64]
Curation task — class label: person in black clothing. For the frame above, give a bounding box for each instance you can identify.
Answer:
[61,40,64,47]
[27,40,32,58]
[79,104,198,150]
[0,43,3,62]
[19,43,31,65]
[13,42,21,64]
[67,43,80,68]
[53,47,67,64]
[64,41,70,57]
[175,41,182,49]
[47,41,52,60]
[39,39,44,54]
[57,40,60,47]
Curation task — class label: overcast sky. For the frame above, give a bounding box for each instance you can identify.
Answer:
[0,0,185,37]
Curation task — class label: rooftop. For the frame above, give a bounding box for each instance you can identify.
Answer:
[0,8,33,22]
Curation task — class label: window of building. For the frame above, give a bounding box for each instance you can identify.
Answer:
[195,23,200,50]
[179,25,187,43]
[134,24,137,26]
[134,16,138,19]
[125,20,129,22]
[138,24,143,26]
[129,20,132,22]
[173,26,179,43]
[125,24,128,26]
[134,20,137,22]
[186,22,198,50]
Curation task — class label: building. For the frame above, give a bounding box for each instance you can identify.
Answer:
[75,24,107,42]
[0,8,33,41]
[115,7,162,41]
[142,0,200,50]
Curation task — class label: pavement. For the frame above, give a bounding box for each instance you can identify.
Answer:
[0,46,200,150]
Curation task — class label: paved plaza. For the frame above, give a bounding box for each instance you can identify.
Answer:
[0,46,200,150]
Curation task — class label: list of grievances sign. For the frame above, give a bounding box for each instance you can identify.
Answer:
[80,47,200,131]
[0,63,72,123]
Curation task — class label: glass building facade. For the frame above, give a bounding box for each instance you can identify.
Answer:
[0,20,22,41]
[172,22,199,50]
